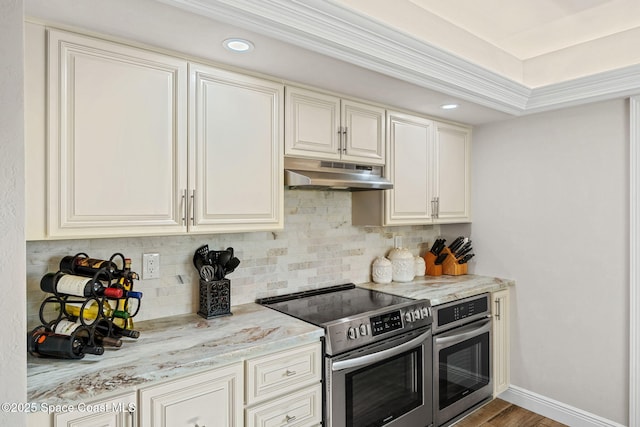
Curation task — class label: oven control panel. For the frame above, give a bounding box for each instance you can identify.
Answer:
[370,310,402,336]
[432,293,490,333]
[326,302,432,355]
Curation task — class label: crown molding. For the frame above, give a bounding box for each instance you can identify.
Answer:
[157,0,640,116]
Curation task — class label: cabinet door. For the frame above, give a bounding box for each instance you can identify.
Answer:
[189,63,283,233]
[285,86,341,160]
[341,99,385,165]
[385,111,434,225]
[47,29,188,238]
[139,363,243,427]
[434,122,471,223]
[54,392,136,427]
[492,289,510,396]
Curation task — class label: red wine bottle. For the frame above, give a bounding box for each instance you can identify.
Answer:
[28,327,104,359]
[40,272,120,298]
[59,255,120,277]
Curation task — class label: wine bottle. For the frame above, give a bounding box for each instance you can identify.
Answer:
[59,255,119,278]
[41,272,121,298]
[27,327,102,359]
[49,319,109,353]
[94,319,140,339]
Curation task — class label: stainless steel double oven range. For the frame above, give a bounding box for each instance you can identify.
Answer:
[258,285,493,427]
[259,284,433,427]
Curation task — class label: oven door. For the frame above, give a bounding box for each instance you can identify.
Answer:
[327,327,433,427]
[433,317,492,427]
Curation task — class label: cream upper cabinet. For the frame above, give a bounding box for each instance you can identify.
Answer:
[353,111,471,226]
[352,111,435,226]
[44,29,188,239]
[385,111,435,224]
[26,26,283,239]
[433,122,471,223]
[285,86,385,165]
[139,362,243,427]
[492,289,511,396]
[188,63,283,233]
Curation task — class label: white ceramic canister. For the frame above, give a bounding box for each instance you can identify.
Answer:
[414,256,426,277]
[388,247,415,282]
[371,256,392,284]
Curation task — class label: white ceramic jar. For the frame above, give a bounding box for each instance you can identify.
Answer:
[371,256,392,284]
[414,256,426,277]
[388,247,415,282]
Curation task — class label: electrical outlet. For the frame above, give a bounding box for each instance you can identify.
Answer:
[394,236,403,248]
[142,253,160,280]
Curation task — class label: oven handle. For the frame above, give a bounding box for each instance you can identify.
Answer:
[434,317,491,347]
[331,329,431,372]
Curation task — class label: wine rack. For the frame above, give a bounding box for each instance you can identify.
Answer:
[30,252,143,360]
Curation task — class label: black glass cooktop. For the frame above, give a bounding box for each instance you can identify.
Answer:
[257,283,416,326]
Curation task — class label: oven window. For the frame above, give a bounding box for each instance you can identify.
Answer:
[438,331,490,410]
[346,348,422,427]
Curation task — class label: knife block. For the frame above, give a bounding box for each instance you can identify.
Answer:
[423,252,443,276]
[198,278,232,319]
[441,248,468,276]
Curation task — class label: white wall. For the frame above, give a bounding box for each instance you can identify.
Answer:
[472,99,629,424]
[0,0,27,426]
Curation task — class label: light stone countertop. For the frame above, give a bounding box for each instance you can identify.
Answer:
[27,274,513,406]
[357,274,515,305]
[27,302,323,405]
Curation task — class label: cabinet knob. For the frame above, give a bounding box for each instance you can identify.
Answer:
[285,369,296,376]
[285,415,297,423]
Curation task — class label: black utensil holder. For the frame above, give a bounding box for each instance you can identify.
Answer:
[197,278,232,319]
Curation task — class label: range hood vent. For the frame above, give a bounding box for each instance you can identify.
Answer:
[284,158,393,191]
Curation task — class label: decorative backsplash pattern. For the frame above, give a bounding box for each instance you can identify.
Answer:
[26,190,441,329]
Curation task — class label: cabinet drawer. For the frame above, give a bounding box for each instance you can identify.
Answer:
[246,343,321,405]
[246,384,322,427]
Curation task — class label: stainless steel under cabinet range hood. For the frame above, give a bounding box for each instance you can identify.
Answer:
[284,158,393,191]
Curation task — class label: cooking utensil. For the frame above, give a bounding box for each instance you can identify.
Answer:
[200,265,216,281]
[217,250,232,270]
[458,253,475,264]
[224,257,241,276]
[448,236,465,253]
[435,253,448,265]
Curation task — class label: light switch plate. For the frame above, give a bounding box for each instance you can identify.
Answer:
[142,253,160,280]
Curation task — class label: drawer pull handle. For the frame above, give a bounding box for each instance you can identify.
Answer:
[285,369,296,376]
[285,415,296,423]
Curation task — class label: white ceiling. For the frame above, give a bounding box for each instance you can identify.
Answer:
[333,0,640,87]
[408,0,640,59]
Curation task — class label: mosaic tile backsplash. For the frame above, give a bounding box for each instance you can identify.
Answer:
[26,189,441,329]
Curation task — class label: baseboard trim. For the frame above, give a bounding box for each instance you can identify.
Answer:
[499,385,625,427]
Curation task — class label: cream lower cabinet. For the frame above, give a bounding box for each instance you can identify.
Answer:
[139,362,243,427]
[492,289,511,396]
[245,342,322,427]
[285,86,385,165]
[26,25,282,239]
[26,391,137,427]
[352,111,471,226]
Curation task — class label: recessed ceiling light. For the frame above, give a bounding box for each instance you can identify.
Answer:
[440,103,459,110]
[223,38,254,53]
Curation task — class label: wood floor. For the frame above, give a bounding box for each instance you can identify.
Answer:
[454,398,567,427]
